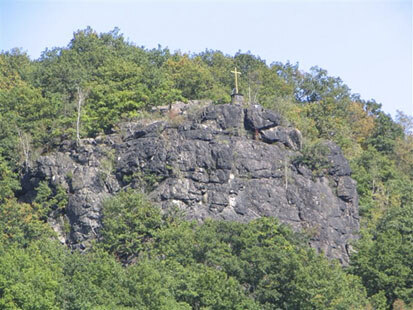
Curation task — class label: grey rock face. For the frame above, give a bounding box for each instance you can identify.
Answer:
[20,102,359,264]
[21,138,121,249]
[261,127,302,151]
[245,105,282,130]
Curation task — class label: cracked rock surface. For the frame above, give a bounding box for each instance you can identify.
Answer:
[20,102,359,264]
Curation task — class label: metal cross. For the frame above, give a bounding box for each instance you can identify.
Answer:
[231,67,241,94]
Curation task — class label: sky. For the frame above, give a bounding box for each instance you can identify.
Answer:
[1,0,412,117]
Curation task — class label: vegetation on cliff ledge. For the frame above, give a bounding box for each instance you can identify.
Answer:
[0,28,412,309]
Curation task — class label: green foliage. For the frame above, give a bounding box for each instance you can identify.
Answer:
[0,157,20,203]
[350,204,413,308]
[164,55,215,100]
[58,248,132,310]
[367,111,404,154]
[100,189,162,260]
[157,218,368,309]
[0,199,53,247]
[98,190,369,309]
[0,241,64,310]
[293,140,331,177]
[122,170,164,192]
[34,181,68,219]
[1,26,413,310]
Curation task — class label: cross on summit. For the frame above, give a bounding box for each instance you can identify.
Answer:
[231,67,244,105]
[231,67,241,94]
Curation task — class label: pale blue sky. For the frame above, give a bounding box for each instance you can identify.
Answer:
[1,0,412,117]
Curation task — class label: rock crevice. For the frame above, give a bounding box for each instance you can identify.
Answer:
[20,102,359,264]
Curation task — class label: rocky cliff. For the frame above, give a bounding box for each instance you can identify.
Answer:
[20,101,359,264]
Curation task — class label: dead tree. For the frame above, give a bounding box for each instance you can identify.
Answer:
[76,86,87,146]
[16,127,30,171]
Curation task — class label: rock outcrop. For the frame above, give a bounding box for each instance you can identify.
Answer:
[20,102,359,264]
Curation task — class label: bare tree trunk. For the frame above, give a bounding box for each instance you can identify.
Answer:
[76,86,85,146]
[17,127,30,171]
[253,92,258,104]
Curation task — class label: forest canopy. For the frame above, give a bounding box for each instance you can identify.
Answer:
[0,27,412,309]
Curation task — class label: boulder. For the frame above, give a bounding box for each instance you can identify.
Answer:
[261,126,302,150]
[244,105,282,130]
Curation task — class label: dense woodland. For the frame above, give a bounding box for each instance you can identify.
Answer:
[0,27,412,309]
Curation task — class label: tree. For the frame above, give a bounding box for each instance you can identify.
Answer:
[163,54,215,100]
[0,157,20,203]
[0,199,53,247]
[367,112,404,154]
[0,241,64,310]
[99,190,162,261]
[350,204,413,308]
[75,86,88,145]
[394,111,413,178]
